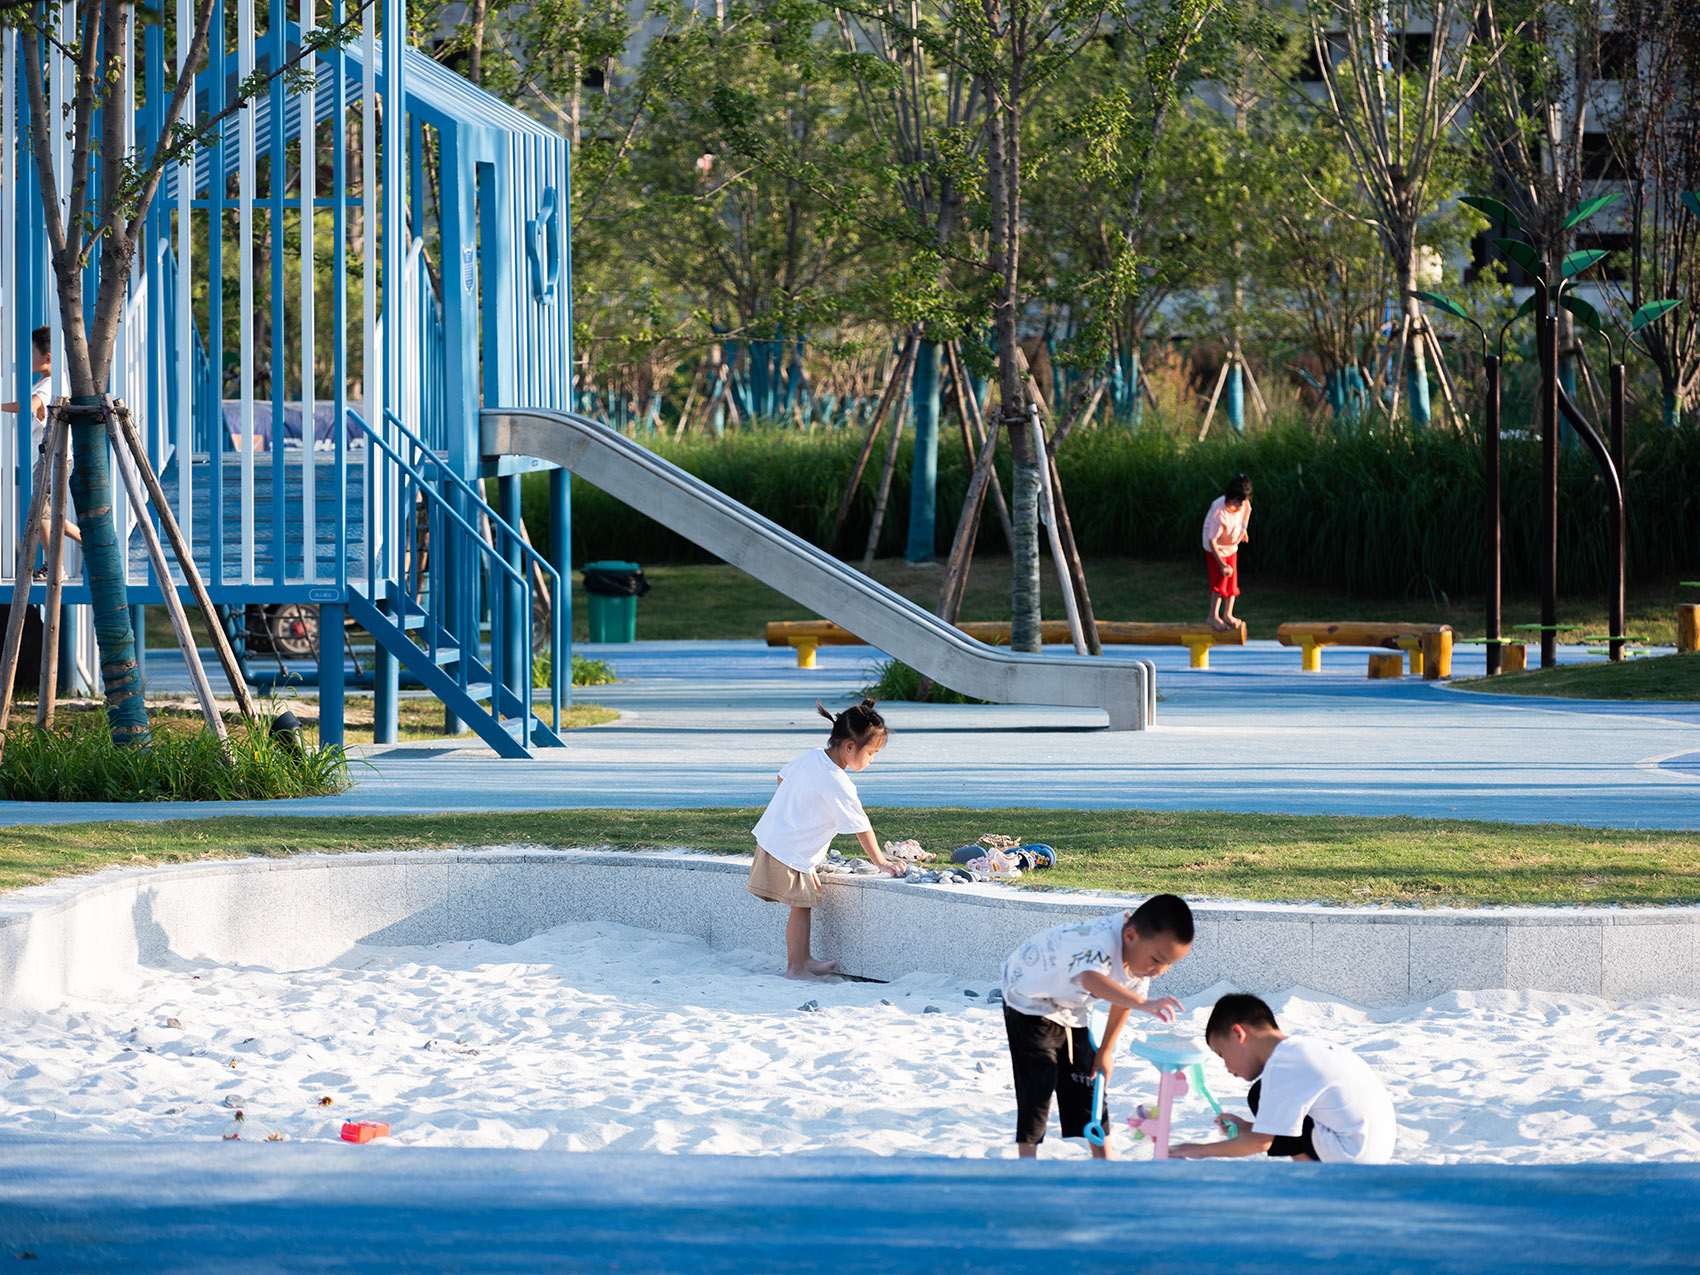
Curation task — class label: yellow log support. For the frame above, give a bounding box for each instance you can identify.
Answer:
[764,618,1246,668]
[1276,622,1453,674]
[1680,605,1700,655]
[1367,652,1404,679]
[1501,642,1527,673]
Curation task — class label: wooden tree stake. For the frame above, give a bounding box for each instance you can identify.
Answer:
[945,341,1014,550]
[104,404,227,742]
[0,408,69,745]
[830,333,916,554]
[109,399,258,721]
[37,414,71,725]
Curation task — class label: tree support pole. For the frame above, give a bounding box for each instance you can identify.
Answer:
[860,392,910,575]
[947,341,1014,550]
[0,409,67,743]
[37,418,70,725]
[1484,354,1503,676]
[110,400,258,718]
[830,334,916,554]
[1539,290,1559,670]
[1029,407,1086,654]
[1197,358,1232,442]
[104,407,227,742]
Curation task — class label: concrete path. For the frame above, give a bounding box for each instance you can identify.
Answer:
[4,640,1695,829]
[2,1140,1696,1272]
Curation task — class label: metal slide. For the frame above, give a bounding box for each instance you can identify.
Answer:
[482,409,1152,730]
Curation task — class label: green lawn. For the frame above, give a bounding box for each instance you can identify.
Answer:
[2,807,1694,907]
[1454,651,1700,701]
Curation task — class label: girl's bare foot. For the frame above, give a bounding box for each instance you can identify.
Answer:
[1208,616,1231,632]
[785,965,832,982]
[806,957,838,975]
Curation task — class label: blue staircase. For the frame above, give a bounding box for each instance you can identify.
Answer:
[349,409,566,759]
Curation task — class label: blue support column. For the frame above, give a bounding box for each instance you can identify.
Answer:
[499,474,525,705]
[130,605,147,687]
[1226,360,1244,433]
[904,339,942,563]
[550,467,572,706]
[318,603,345,747]
[373,640,399,742]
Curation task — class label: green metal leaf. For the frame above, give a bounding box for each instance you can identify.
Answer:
[1681,191,1700,220]
[1514,293,1538,322]
[1561,192,1624,230]
[1492,237,1543,277]
[1462,196,1519,231]
[1410,290,1471,322]
[1559,294,1605,333]
[1560,248,1610,279]
[1631,298,1684,331]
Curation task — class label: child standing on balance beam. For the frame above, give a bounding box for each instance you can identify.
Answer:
[1000,895,1194,1159]
[747,699,904,981]
[1170,993,1396,1163]
[1203,473,1252,632]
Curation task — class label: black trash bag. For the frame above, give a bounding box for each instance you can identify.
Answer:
[582,566,652,598]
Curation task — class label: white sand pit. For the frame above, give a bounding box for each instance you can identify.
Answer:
[3,918,1699,1163]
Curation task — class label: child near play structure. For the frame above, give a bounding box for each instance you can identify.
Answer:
[1203,474,1252,632]
[1169,993,1397,1164]
[748,699,903,981]
[1000,896,1194,1159]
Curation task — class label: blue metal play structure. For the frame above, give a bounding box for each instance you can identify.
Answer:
[0,0,574,757]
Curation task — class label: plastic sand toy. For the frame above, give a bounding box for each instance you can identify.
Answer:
[341,1122,391,1144]
[1082,1010,1237,1158]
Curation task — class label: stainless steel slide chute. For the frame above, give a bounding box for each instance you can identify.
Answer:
[482,409,1151,729]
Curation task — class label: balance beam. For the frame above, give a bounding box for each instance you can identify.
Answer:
[1276,622,1453,678]
[765,620,1245,669]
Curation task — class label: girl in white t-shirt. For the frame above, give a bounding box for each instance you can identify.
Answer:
[748,699,902,980]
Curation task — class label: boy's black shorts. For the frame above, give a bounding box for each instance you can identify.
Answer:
[1247,1079,1318,1159]
[1004,1005,1106,1145]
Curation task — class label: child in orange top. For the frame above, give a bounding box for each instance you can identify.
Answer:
[1202,473,1251,632]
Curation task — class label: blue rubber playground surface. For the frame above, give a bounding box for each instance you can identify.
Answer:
[2,1142,1698,1272]
[10,637,1696,829]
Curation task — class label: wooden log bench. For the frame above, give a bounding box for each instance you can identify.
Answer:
[1275,622,1454,678]
[765,619,1246,669]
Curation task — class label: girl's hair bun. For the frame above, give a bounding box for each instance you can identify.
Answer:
[817,698,888,747]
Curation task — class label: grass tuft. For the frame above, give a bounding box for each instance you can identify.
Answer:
[0,711,352,802]
[860,657,989,704]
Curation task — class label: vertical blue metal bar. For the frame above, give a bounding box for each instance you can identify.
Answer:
[270,0,286,584]
[318,601,344,745]
[209,0,227,585]
[549,466,569,713]
[16,45,38,549]
[408,113,422,241]
[499,473,523,740]
[371,0,405,747]
[332,0,347,594]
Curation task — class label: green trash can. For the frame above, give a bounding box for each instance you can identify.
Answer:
[581,561,650,642]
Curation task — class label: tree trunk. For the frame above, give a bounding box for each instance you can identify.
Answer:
[468,0,487,86]
[984,75,1039,652]
[903,339,943,562]
[1397,243,1431,427]
[66,399,148,746]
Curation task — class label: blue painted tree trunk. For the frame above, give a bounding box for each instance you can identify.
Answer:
[1665,394,1681,429]
[1407,351,1432,425]
[1227,363,1244,433]
[904,340,943,563]
[65,398,149,747]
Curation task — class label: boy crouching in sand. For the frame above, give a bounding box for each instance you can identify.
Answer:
[1170,993,1396,1163]
[1001,895,1194,1159]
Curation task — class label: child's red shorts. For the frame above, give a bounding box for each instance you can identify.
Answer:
[1208,551,1240,598]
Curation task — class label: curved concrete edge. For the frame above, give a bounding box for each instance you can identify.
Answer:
[1,849,1696,1011]
[481,408,1150,728]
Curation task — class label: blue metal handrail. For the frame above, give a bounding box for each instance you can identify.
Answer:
[349,409,557,743]
[379,407,564,734]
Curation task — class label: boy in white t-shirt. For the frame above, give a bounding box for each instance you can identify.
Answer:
[1000,894,1193,1159]
[1171,993,1397,1164]
[748,698,902,981]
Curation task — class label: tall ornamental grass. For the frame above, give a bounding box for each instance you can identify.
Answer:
[526,415,1700,597]
[0,712,353,802]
